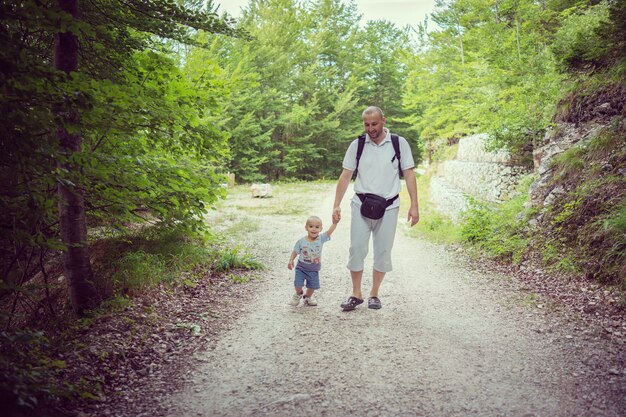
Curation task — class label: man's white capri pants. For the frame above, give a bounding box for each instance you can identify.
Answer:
[347,200,399,273]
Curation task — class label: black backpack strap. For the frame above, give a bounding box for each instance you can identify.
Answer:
[353,134,366,179]
[391,134,403,178]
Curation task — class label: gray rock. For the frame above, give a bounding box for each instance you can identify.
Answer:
[544,186,566,207]
[597,102,612,114]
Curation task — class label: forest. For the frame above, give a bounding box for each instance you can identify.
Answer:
[1,0,625,414]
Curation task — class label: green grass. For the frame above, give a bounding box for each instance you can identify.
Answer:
[226,218,260,237]
[401,167,463,245]
[219,181,335,217]
[599,199,626,285]
[112,251,166,292]
[212,246,263,273]
[604,200,626,234]
[587,122,624,157]
[551,147,585,182]
[98,227,262,296]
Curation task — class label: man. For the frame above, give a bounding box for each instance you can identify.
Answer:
[332,106,419,311]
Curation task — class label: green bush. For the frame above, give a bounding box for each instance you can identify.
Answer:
[0,330,65,414]
[461,186,531,264]
[461,199,493,244]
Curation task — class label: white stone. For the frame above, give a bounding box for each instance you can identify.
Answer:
[250,183,273,198]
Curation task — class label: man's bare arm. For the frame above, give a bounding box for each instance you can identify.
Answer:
[403,168,420,226]
[333,169,353,223]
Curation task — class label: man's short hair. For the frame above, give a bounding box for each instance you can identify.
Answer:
[362,106,385,118]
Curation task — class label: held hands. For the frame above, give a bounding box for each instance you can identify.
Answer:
[332,206,341,224]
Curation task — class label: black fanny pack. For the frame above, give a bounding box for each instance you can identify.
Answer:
[357,193,399,220]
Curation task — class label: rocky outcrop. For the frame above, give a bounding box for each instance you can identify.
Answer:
[530,122,605,207]
[429,134,530,221]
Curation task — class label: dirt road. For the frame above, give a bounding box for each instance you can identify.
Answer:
[171,183,625,417]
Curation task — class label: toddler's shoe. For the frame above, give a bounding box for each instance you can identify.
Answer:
[289,293,302,306]
[303,295,318,306]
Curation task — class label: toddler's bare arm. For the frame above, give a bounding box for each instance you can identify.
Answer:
[287,250,297,270]
[326,222,337,237]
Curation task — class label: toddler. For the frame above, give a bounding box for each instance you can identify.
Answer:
[287,215,337,306]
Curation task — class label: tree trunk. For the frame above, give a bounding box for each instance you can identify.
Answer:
[55,0,99,316]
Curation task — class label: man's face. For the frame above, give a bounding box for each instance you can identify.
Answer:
[363,113,386,141]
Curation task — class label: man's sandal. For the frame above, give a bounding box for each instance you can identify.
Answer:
[340,296,364,311]
[368,296,382,309]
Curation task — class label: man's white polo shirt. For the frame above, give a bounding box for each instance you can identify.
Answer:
[342,128,415,210]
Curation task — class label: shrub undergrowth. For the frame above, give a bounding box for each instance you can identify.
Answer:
[460,182,532,265]
[95,227,262,297]
[1,224,263,415]
[0,330,68,415]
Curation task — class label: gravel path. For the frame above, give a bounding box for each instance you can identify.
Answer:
[171,184,625,417]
